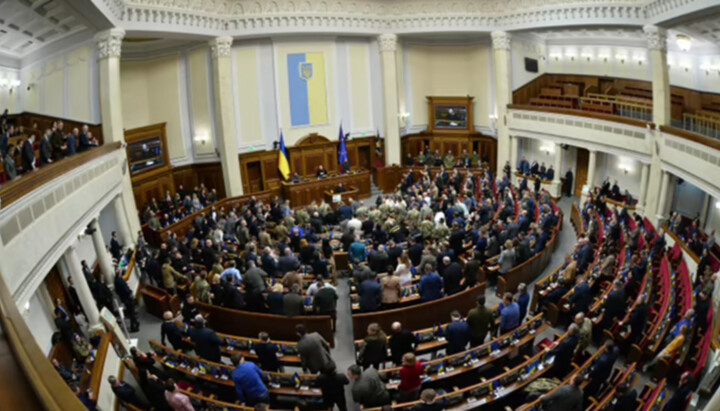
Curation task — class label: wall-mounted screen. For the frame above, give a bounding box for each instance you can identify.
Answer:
[127,136,165,175]
[434,105,468,129]
[525,57,539,73]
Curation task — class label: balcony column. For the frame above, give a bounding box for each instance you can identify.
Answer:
[90,219,115,284]
[94,28,141,236]
[509,135,519,184]
[550,143,563,198]
[656,171,671,223]
[209,36,243,197]
[638,162,649,212]
[585,150,597,195]
[113,194,134,247]
[492,31,512,177]
[378,34,402,166]
[64,244,103,332]
[642,25,670,223]
[700,193,711,228]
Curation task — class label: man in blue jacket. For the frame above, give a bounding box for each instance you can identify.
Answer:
[358,275,381,312]
[231,354,269,406]
[499,292,520,335]
[418,266,444,302]
[445,311,470,354]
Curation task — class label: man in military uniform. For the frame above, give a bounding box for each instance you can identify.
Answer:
[433,221,451,241]
[417,151,426,166]
[296,208,310,226]
[369,207,383,226]
[471,151,481,168]
[274,223,289,243]
[461,149,471,168]
[407,208,421,228]
[420,204,433,222]
[443,150,455,169]
[420,218,435,240]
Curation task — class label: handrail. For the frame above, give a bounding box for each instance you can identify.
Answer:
[122,248,137,282]
[0,274,86,410]
[507,104,655,129]
[88,333,112,402]
[0,142,122,209]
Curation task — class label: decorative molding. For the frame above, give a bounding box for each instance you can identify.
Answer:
[491,31,511,51]
[209,36,233,59]
[94,28,126,59]
[378,34,397,52]
[643,24,667,51]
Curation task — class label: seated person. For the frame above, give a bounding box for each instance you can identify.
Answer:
[317,165,328,178]
[335,183,347,193]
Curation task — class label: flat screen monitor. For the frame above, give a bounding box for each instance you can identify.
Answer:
[525,57,539,73]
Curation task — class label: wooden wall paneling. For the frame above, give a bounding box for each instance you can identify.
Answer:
[7,112,104,144]
[171,165,197,193]
[194,163,225,199]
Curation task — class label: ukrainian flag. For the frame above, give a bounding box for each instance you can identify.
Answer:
[287,52,328,126]
[278,132,290,180]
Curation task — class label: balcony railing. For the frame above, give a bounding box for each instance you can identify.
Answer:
[682,113,720,140]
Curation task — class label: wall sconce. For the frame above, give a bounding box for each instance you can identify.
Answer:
[676,34,692,52]
[550,53,562,61]
[194,134,209,145]
[716,201,720,210]
[618,164,632,174]
[616,54,626,64]
[582,53,593,62]
[635,56,645,65]
[539,145,553,156]
[23,301,30,312]
[599,55,609,63]
[398,112,409,120]
[0,78,21,90]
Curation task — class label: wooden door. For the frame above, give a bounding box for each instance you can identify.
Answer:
[44,266,78,327]
[575,148,589,197]
[358,146,371,170]
[246,161,263,193]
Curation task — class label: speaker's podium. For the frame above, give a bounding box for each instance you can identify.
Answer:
[324,186,359,209]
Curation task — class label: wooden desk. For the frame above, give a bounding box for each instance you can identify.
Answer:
[282,170,371,207]
[149,340,321,398]
[324,185,359,208]
[351,283,486,340]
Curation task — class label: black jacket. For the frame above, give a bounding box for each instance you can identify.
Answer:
[189,326,222,362]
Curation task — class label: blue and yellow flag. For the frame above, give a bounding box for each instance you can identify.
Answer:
[292,372,302,387]
[287,52,328,126]
[278,132,290,180]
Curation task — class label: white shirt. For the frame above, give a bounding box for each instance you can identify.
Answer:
[434,211,446,227]
[306,282,336,297]
[347,218,362,233]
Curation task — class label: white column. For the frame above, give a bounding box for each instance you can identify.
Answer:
[90,219,115,284]
[642,25,670,222]
[644,25,671,126]
[492,31,512,177]
[378,34,401,166]
[586,150,597,192]
[638,162,649,211]
[113,195,134,247]
[64,245,103,331]
[656,171,670,222]
[509,136,519,184]
[94,29,142,236]
[553,144,563,184]
[700,194,711,228]
[209,36,244,197]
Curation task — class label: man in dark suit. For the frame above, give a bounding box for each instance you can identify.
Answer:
[602,280,627,331]
[547,323,579,379]
[51,121,67,160]
[108,375,149,409]
[441,257,464,295]
[110,231,123,261]
[78,125,92,152]
[66,127,78,156]
[408,237,423,267]
[39,129,53,165]
[160,311,186,351]
[445,311,470,354]
[21,134,36,172]
[569,276,592,316]
[358,276,381,312]
[278,247,300,274]
[188,315,222,362]
[585,340,620,400]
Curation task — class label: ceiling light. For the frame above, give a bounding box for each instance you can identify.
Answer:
[676,34,692,52]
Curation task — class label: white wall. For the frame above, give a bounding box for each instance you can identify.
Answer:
[594,152,642,196]
[18,41,98,122]
[544,44,720,93]
[512,36,546,90]
[23,289,56,354]
[0,67,21,114]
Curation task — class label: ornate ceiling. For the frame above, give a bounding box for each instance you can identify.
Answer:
[0,0,90,58]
